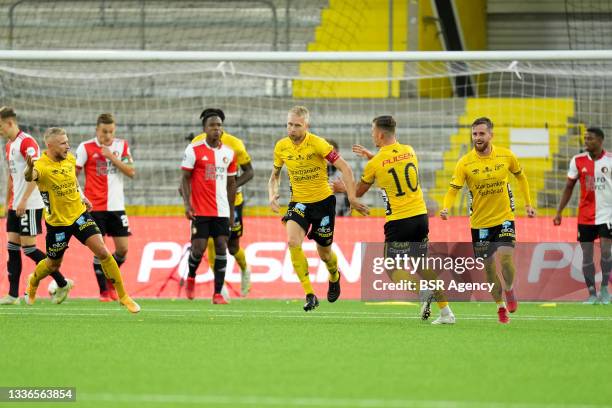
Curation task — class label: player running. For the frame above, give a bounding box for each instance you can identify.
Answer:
[354,115,455,324]
[440,117,535,324]
[268,105,368,311]
[23,127,140,313]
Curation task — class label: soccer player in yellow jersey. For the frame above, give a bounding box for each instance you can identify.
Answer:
[354,115,455,324]
[187,108,254,298]
[269,106,369,311]
[23,127,140,313]
[440,117,535,324]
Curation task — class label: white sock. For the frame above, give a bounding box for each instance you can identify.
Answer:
[440,305,452,316]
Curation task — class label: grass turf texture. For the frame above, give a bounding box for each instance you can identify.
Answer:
[2,299,612,408]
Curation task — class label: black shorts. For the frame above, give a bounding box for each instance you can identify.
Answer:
[90,211,131,237]
[282,195,336,247]
[230,203,244,240]
[578,223,612,242]
[6,209,43,236]
[45,212,101,260]
[384,214,429,243]
[383,214,429,259]
[471,220,516,258]
[191,217,230,240]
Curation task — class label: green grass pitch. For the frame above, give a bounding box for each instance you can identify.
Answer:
[2,299,612,408]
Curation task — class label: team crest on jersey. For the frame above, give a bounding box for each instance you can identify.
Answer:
[602,166,609,174]
[223,156,229,164]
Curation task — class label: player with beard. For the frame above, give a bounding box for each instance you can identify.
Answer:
[440,117,535,324]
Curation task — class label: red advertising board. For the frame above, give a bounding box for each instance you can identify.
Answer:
[0,216,596,300]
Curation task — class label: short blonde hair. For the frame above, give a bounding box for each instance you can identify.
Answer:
[288,105,310,123]
[44,127,66,142]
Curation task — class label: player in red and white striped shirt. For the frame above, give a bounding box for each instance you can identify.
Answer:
[554,127,612,304]
[0,107,72,305]
[180,111,237,304]
[76,113,135,302]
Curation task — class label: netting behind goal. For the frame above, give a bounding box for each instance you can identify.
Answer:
[1,56,611,225]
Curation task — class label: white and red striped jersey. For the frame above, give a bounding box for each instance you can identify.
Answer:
[568,150,612,225]
[181,140,237,218]
[5,130,44,210]
[75,137,132,211]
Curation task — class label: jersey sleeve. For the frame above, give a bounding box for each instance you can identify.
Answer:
[75,142,88,169]
[508,150,523,175]
[273,142,284,169]
[449,159,466,189]
[19,137,40,160]
[235,139,251,166]
[360,158,376,185]
[315,137,334,161]
[181,145,196,171]
[228,151,238,176]
[567,156,579,180]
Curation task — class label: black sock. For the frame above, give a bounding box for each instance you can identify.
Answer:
[602,256,612,289]
[213,255,227,294]
[22,245,45,263]
[7,242,22,298]
[583,262,597,296]
[93,257,107,292]
[113,252,126,268]
[23,245,66,288]
[188,253,202,278]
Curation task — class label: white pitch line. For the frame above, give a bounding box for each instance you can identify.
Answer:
[2,309,612,322]
[78,392,610,408]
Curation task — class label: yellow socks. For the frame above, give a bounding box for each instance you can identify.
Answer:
[31,258,53,287]
[209,238,248,272]
[289,246,314,295]
[234,247,248,272]
[325,252,339,282]
[100,255,127,299]
[207,238,216,270]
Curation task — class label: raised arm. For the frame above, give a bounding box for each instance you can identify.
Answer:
[333,157,369,215]
[101,146,135,178]
[24,155,39,182]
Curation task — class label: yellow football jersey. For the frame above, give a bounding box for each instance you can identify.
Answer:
[361,142,427,222]
[450,145,523,229]
[192,131,251,206]
[273,132,334,203]
[34,152,86,226]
